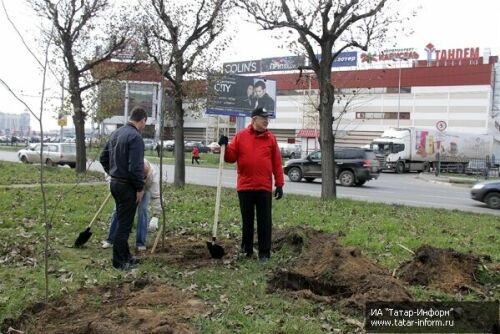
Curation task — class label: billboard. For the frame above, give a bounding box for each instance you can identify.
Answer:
[261,56,305,72]
[223,56,305,74]
[206,75,277,117]
[222,60,261,74]
[332,51,358,67]
[315,51,358,67]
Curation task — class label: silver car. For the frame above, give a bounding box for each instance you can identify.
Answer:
[18,143,77,168]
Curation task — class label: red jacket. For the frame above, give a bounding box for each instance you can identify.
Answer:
[225,124,284,192]
[192,146,200,158]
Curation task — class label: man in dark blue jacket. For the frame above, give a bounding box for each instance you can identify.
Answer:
[100,107,148,270]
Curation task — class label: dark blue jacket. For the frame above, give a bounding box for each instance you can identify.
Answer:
[99,123,145,191]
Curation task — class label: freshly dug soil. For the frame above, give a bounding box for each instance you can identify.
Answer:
[2,280,207,334]
[5,230,494,332]
[150,232,239,267]
[398,245,482,292]
[269,228,411,311]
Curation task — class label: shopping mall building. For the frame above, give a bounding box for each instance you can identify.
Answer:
[99,43,500,153]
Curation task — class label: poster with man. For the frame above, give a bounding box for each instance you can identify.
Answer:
[206,75,276,118]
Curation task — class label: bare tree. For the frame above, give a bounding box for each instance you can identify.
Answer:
[0,0,55,300]
[141,0,232,187]
[300,75,376,144]
[28,0,139,172]
[240,0,404,199]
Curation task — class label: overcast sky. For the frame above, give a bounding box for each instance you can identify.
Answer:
[1,0,499,131]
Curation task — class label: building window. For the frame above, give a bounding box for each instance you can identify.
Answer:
[356,112,410,120]
[387,87,411,94]
[129,83,155,118]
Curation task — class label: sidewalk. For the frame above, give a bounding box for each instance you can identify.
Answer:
[416,172,493,187]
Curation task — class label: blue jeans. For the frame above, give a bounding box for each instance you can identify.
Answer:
[106,190,151,247]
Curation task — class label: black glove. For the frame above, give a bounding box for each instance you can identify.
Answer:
[274,187,283,200]
[218,135,229,146]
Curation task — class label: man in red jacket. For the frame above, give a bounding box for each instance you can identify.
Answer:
[219,107,284,262]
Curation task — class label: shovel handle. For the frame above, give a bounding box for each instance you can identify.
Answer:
[151,223,163,254]
[212,144,225,239]
[88,192,112,228]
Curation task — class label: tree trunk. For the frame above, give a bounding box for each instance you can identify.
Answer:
[318,57,336,199]
[70,88,87,173]
[173,87,185,187]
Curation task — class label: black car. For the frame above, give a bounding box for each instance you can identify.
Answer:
[470,181,500,209]
[283,147,380,186]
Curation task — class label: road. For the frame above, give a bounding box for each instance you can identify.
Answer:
[2,150,498,216]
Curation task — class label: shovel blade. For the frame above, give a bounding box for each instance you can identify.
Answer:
[206,241,225,259]
[74,228,92,248]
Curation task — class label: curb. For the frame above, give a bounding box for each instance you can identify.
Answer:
[415,173,474,187]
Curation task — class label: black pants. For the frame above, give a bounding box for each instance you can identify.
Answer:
[192,156,199,164]
[110,181,138,269]
[238,190,272,258]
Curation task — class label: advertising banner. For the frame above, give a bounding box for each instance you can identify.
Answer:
[261,56,305,72]
[315,51,358,67]
[332,51,358,67]
[222,60,261,74]
[206,75,277,117]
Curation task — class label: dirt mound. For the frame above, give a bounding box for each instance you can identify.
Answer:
[398,245,481,292]
[269,228,411,311]
[2,280,207,334]
[150,232,239,267]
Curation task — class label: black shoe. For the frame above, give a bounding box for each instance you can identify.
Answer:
[128,257,142,265]
[258,256,270,264]
[114,262,137,271]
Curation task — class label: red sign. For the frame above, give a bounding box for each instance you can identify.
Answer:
[435,48,479,60]
[425,43,480,61]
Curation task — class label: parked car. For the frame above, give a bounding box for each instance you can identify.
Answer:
[278,143,301,159]
[143,138,156,150]
[17,143,77,168]
[470,181,500,209]
[207,142,221,153]
[155,140,175,152]
[283,147,380,186]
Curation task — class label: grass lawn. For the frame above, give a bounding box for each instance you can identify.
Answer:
[0,161,498,332]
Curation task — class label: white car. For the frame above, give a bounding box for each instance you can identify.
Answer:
[18,143,77,168]
[207,142,221,153]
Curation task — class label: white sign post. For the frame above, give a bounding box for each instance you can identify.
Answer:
[435,121,447,176]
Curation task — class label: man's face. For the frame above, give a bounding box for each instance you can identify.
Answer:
[254,86,265,98]
[252,115,269,132]
[138,118,147,131]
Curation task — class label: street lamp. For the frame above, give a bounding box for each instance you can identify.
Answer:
[393,57,408,128]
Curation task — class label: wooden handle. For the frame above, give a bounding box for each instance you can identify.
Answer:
[151,223,163,254]
[87,192,112,228]
[212,145,225,239]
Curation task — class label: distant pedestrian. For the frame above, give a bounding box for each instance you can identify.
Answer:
[192,145,200,164]
[218,107,284,262]
[155,142,161,157]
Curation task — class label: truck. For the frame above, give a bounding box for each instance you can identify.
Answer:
[370,127,500,173]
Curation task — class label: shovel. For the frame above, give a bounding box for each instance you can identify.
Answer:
[74,192,112,248]
[207,144,226,259]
